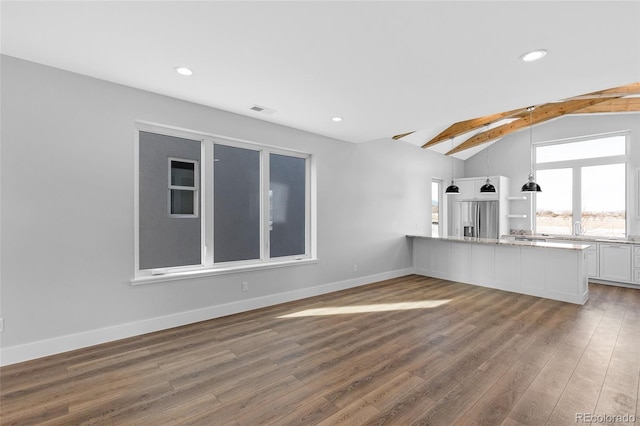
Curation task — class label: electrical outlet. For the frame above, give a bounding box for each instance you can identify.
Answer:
[353,264,358,272]
[0,318,4,333]
[241,282,248,292]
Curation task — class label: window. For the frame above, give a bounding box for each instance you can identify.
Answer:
[139,132,202,270]
[581,164,626,237]
[213,144,261,263]
[535,133,627,238]
[169,158,198,217]
[135,124,313,280]
[270,153,307,257]
[536,135,626,163]
[535,168,573,235]
[432,179,441,237]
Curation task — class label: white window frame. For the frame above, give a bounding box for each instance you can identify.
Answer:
[265,146,312,262]
[209,139,263,268]
[168,157,199,218]
[431,178,443,237]
[534,131,629,238]
[133,121,317,284]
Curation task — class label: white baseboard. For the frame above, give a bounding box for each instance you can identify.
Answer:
[0,268,414,366]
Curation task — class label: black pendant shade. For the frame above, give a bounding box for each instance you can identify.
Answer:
[480,179,496,193]
[445,181,459,194]
[521,173,542,192]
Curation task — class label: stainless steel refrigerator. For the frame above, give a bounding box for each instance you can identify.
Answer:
[451,200,499,239]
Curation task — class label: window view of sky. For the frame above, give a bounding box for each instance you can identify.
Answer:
[536,135,625,164]
[535,135,626,238]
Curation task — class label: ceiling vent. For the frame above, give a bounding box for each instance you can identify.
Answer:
[250,104,276,115]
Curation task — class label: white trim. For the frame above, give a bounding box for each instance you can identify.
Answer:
[136,120,312,157]
[134,128,141,274]
[535,155,626,170]
[310,154,318,259]
[533,129,631,148]
[203,141,213,265]
[132,258,319,285]
[0,268,414,366]
[263,148,269,260]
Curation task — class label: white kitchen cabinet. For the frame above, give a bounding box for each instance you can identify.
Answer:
[455,180,476,200]
[586,245,599,278]
[561,240,598,278]
[411,236,589,305]
[599,244,631,282]
[633,246,640,284]
[454,176,504,201]
[474,178,501,200]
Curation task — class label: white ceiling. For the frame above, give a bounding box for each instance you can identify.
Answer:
[2,1,639,159]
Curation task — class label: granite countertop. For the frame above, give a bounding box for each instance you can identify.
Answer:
[407,235,592,250]
[504,234,640,245]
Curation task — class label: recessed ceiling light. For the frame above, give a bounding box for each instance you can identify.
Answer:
[332,117,343,122]
[174,66,193,76]
[520,49,548,62]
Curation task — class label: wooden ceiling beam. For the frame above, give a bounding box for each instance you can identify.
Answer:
[391,82,639,153]
[391,131,416,140]
[570,97,640,114]
[419,108,524,148]
[445,97,613,156]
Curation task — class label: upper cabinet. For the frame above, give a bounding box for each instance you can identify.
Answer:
[454,176,505,201]
[454,180,476,199]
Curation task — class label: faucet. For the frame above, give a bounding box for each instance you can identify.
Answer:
[573,221,583,236]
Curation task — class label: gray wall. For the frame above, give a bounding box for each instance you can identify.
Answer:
[0,55,456,361]
[464,113,640,235]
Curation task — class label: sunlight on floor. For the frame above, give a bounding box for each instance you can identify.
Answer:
[277,300,451,318]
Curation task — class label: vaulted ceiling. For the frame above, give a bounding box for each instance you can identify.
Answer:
[394,82,640,156]
[1,1,639,157]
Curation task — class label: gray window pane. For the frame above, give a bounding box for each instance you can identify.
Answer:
[214,144,260,262]
[170,189,195,215]
[171,161,195,187]
[139,131,201,269]
[270,154,306,257]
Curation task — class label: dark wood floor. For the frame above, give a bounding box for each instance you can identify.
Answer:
[2,275,639,425]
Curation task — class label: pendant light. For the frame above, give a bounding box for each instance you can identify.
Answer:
[479,124,496,193]
[521,106,542,192]
[445,138,459,194]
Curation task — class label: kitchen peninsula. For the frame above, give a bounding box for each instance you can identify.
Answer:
[409,235,591,304]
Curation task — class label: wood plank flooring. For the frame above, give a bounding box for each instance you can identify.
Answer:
[2,275,640,425]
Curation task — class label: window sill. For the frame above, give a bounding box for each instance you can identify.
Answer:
[130,258,318,286]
